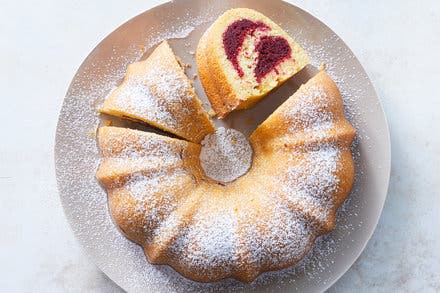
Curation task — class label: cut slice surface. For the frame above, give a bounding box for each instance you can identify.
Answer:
[197,8,310,117]
[100,41,214,143]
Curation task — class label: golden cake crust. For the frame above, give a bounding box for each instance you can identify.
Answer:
[100,41,214,143]
[96,71,356,283]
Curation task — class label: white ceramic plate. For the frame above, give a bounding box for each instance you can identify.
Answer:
[55,0,391,292]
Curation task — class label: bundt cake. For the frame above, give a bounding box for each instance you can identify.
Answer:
[100,41,214,143]
[197,8,310,118]
[96,71,356,282]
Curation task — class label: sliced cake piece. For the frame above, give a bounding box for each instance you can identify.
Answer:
[100,41,214,143]
[197,8,310,118]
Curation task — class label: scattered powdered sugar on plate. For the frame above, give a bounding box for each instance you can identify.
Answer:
[55,3,388,292]
[199,127,253,183]
[145,12,214,48]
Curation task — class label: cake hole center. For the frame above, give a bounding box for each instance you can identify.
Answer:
[200,127,253,183]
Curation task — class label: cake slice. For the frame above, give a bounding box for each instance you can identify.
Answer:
[100,41,214,143]
[197,8,310,118]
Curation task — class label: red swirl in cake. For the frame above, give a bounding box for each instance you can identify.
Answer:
[222,20,292,83]
[222,19,269,77]
[255,35,292,82]
[197,8,310,118]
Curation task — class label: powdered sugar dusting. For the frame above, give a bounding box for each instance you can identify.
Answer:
[104,131,181,164]
[122,169,190,234]
[200,127,252,182]
[54,3,384,292]
[111,59,192,129]
[145,13,214,48]
[125,171,171,199]
[286,85,333,135]
[239,204,314,268]
[281,144,340,223]
[173,209,239,275]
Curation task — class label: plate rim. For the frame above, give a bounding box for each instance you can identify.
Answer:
[55,0,391,291]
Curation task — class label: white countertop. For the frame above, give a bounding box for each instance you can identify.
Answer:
[1,0,439,292]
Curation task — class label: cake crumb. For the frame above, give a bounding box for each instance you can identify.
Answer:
[193,74,198,79]
[319,62,327,71]
[186,63,192,68]
[208,109,216,117]
[89,129,95,137]
[105,120,112,126]
[176,58,183,67]
[189,50,195,55]
[138,44,146,51]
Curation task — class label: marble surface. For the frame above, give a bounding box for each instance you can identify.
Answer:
[0,0,438,292]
